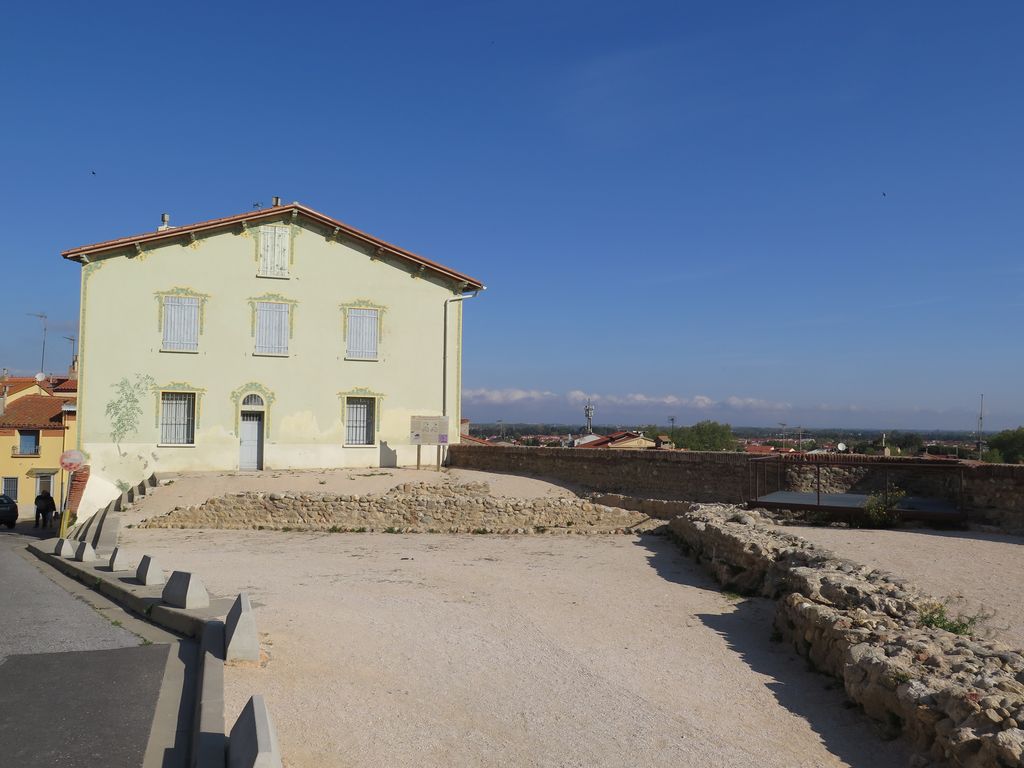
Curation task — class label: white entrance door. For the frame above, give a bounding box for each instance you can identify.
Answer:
[240,413,264,470]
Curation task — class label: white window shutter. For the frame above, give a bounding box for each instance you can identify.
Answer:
[163,297,199,352]
[256,302,289,355]
[259,226,289,277]
[347,309,378,359]
[275,226,290,274]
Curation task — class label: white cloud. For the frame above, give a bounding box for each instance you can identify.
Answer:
[723,396,791,411]
[463,388,559,405]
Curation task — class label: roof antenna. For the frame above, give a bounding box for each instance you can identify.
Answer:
[252,201,262,209]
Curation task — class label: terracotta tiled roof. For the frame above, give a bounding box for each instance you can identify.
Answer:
[0,395,66,429]
[53,378,78,393]
[460,434,492,445]
[61,202,485,290]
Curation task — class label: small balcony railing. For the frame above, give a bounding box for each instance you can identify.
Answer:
[11,446,40,458]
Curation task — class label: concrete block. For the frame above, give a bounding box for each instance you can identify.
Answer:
[225,593,259,662]
[162,570,210,610]
[136,555,165,586]
[73,541,96,562]
[57,538,77,558]
[228,695,282,768]
[93,512,121,553]
[108,547,131,571]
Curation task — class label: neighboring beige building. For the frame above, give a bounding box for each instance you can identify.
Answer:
[64,201,484,513]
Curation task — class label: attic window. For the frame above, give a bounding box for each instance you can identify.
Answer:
[258,225,290,278]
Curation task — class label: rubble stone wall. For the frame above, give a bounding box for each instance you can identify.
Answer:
[449,446,1024,534]
[668,505,1024,767]
[137,481,654,534]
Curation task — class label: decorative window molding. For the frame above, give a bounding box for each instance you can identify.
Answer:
[248,294,298,338]
[340,300,386,360]
[230,382,276,437]
[152,382,206,430]
[155,288,210,349]
[338,388,384,434]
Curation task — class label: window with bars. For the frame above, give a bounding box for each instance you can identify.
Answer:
[160,392,196,445]
[258,225,290,277]
[345,397,375,445]
[162,296,200,352]
[346,308,379,360]
[2,477,17,499]
[255,302,290,355]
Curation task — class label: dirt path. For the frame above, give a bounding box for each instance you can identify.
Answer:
[121,527,911,768]
[773,524,1024,647]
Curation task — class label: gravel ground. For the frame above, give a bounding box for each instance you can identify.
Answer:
[121,526,912,768]
[773,524,1024,647]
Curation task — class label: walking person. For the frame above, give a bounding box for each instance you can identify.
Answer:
[34,489,56,529]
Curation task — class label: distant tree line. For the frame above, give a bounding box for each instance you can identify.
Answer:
[641,420,739,452]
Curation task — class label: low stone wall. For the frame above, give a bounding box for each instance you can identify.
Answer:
[449,445,751,502]
[668,505,1024,766]
[449,446,1024,535]
[138,481,655,534]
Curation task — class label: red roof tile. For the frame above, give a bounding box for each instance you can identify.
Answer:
[53,378,78,393]
[61,202,484,290]
[0,395,67,429]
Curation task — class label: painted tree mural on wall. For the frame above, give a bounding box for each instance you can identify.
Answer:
[105,374,155,456]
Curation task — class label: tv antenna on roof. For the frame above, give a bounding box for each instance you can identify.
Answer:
[26,312,47,376]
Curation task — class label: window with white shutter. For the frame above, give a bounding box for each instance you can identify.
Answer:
[255,302,290,355]
[162,296,200,352]
[345,397,375,445]
[160,392,196,445]
[258,225,290,277]
[346,308,379,360]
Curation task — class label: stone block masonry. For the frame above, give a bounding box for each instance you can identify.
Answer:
[448,446,1024,535]
[449,445,752,502]
[138,480,657,534]
[667,504,1024,767]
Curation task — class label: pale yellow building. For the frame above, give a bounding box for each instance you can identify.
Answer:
[0,376,78,518]
[64,201,484,514]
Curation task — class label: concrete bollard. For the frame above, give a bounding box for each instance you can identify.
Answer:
[136,555,165,586]
[73,541,96,562]
[162,571,210,610]
[108,547,130,571]
[228,695,282,768]
[57,539,77,559]
[225,593,259,662]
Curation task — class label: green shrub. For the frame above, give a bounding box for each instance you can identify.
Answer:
[917,602,981,635]
[858,487,906,528]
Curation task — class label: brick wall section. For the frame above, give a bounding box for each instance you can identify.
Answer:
[65,465,90,515]
[448,446,1024,532]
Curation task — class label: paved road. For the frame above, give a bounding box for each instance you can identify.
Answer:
[0,523,184,767]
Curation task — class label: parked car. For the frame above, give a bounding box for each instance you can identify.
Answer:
[0,495,17,528]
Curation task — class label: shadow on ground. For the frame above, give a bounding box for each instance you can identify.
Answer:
[634,534,911,768]
[0,520,59,540]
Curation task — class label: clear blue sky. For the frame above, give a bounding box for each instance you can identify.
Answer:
[2,2,1021,431]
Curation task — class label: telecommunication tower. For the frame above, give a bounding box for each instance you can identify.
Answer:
[584,398,595,434]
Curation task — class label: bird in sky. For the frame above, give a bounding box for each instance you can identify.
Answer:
[90,170,96,175]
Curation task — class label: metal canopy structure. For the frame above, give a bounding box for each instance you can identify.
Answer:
[747,453,968,523]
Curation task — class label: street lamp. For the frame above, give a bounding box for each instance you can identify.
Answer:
[778,422,787,452]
